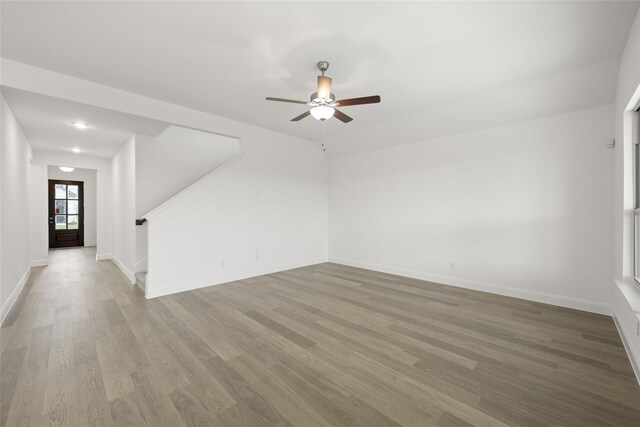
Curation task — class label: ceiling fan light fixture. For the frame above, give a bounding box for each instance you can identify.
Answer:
[266,60,380,124]
[317,76,332,101]
[310,105,335,121]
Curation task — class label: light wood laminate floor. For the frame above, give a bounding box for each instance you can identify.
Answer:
[1,247,639,426]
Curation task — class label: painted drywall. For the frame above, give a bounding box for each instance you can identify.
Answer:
[30,152,112,263]
[329,104,614,314]
[135,222,147,275]
[28,161,48,266]
[135,128,240,218]
[1,61,329,298]
[111,135,136,283]
[612,6,640,378]
[47,166,97,246]
[146,131,327,297]
[1,94,32,322]
[325,58,621,157]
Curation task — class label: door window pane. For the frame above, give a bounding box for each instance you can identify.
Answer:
[55,215,67,230]
[67,215,79,229]
[55,184,66,199]
[67,185,79,199]
[68,200,78,215]
[55,200,67,214]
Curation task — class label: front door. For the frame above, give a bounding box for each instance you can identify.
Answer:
[49,180,84,248]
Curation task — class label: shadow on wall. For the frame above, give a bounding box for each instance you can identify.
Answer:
[135,126,241,219]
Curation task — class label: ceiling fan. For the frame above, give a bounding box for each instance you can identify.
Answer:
[266,61,381,123]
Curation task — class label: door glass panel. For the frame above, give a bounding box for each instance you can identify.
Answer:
[68,200,78,215]
[55,184,66,199]
[55,200,67,214]
[67,185,79,199]
[55,215,67,230]
[67,215,79,229]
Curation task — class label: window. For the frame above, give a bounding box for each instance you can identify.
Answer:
[634,110,640,283]
[53,183,80,230]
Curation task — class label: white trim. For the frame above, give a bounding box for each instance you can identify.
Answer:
[329,257,612,315]
[142,153,244,220]
[612,278,640,386]
[84,241,97,247]
[95,253,112,261]
[111,255,136,284]
[145,257,327,299]
[29,258,49,267]
[612,316,640,386]
[0,268,31,326]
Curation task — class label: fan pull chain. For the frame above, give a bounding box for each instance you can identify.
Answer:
[321,120,326,152]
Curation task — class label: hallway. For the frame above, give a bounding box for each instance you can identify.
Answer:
[1,248,639,426]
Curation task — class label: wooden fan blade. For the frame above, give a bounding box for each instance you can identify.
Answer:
[335,95,381,107]
[266,97,308,105]
[333,108,353,123]
[291,111,311,121]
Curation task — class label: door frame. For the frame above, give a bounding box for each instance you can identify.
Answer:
[48,179,85,248]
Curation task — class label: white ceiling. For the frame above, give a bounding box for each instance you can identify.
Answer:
[1,1,638,151]
[1,87,169,158]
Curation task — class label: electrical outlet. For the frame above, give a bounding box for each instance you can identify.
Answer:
[450,262,456,271]
[331,246,336,254]
[637,320,640,337]
[255,248,260,261]
[221,260,226,268]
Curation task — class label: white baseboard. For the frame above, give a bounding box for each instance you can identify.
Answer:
[329,257,612,315]
[96,253,112,261]
[612,316,640,386]
[84,241,97,247]
[0,267,31,326]
[111,255,136,285]
[145,257,328,299]
[29,258,49,267]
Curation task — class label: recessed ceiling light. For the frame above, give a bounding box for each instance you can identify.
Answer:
[72,122,88,130]
[59,166,74,173]
[71,147,81,153]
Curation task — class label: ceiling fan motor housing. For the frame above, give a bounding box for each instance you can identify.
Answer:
[310,91,335,104]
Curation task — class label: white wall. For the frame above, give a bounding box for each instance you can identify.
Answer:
[111,135,136,283]
[135,128,240,218]
[47,166,97,246]
[325,59,620,158]
[146,129,327,298]
[330,104,614,314]
[30,152,112,263]
[135,222,147,275]
[612,7,640,378]
[0,61,329,299]
[29,162,47,265]
[1,94,32,322]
